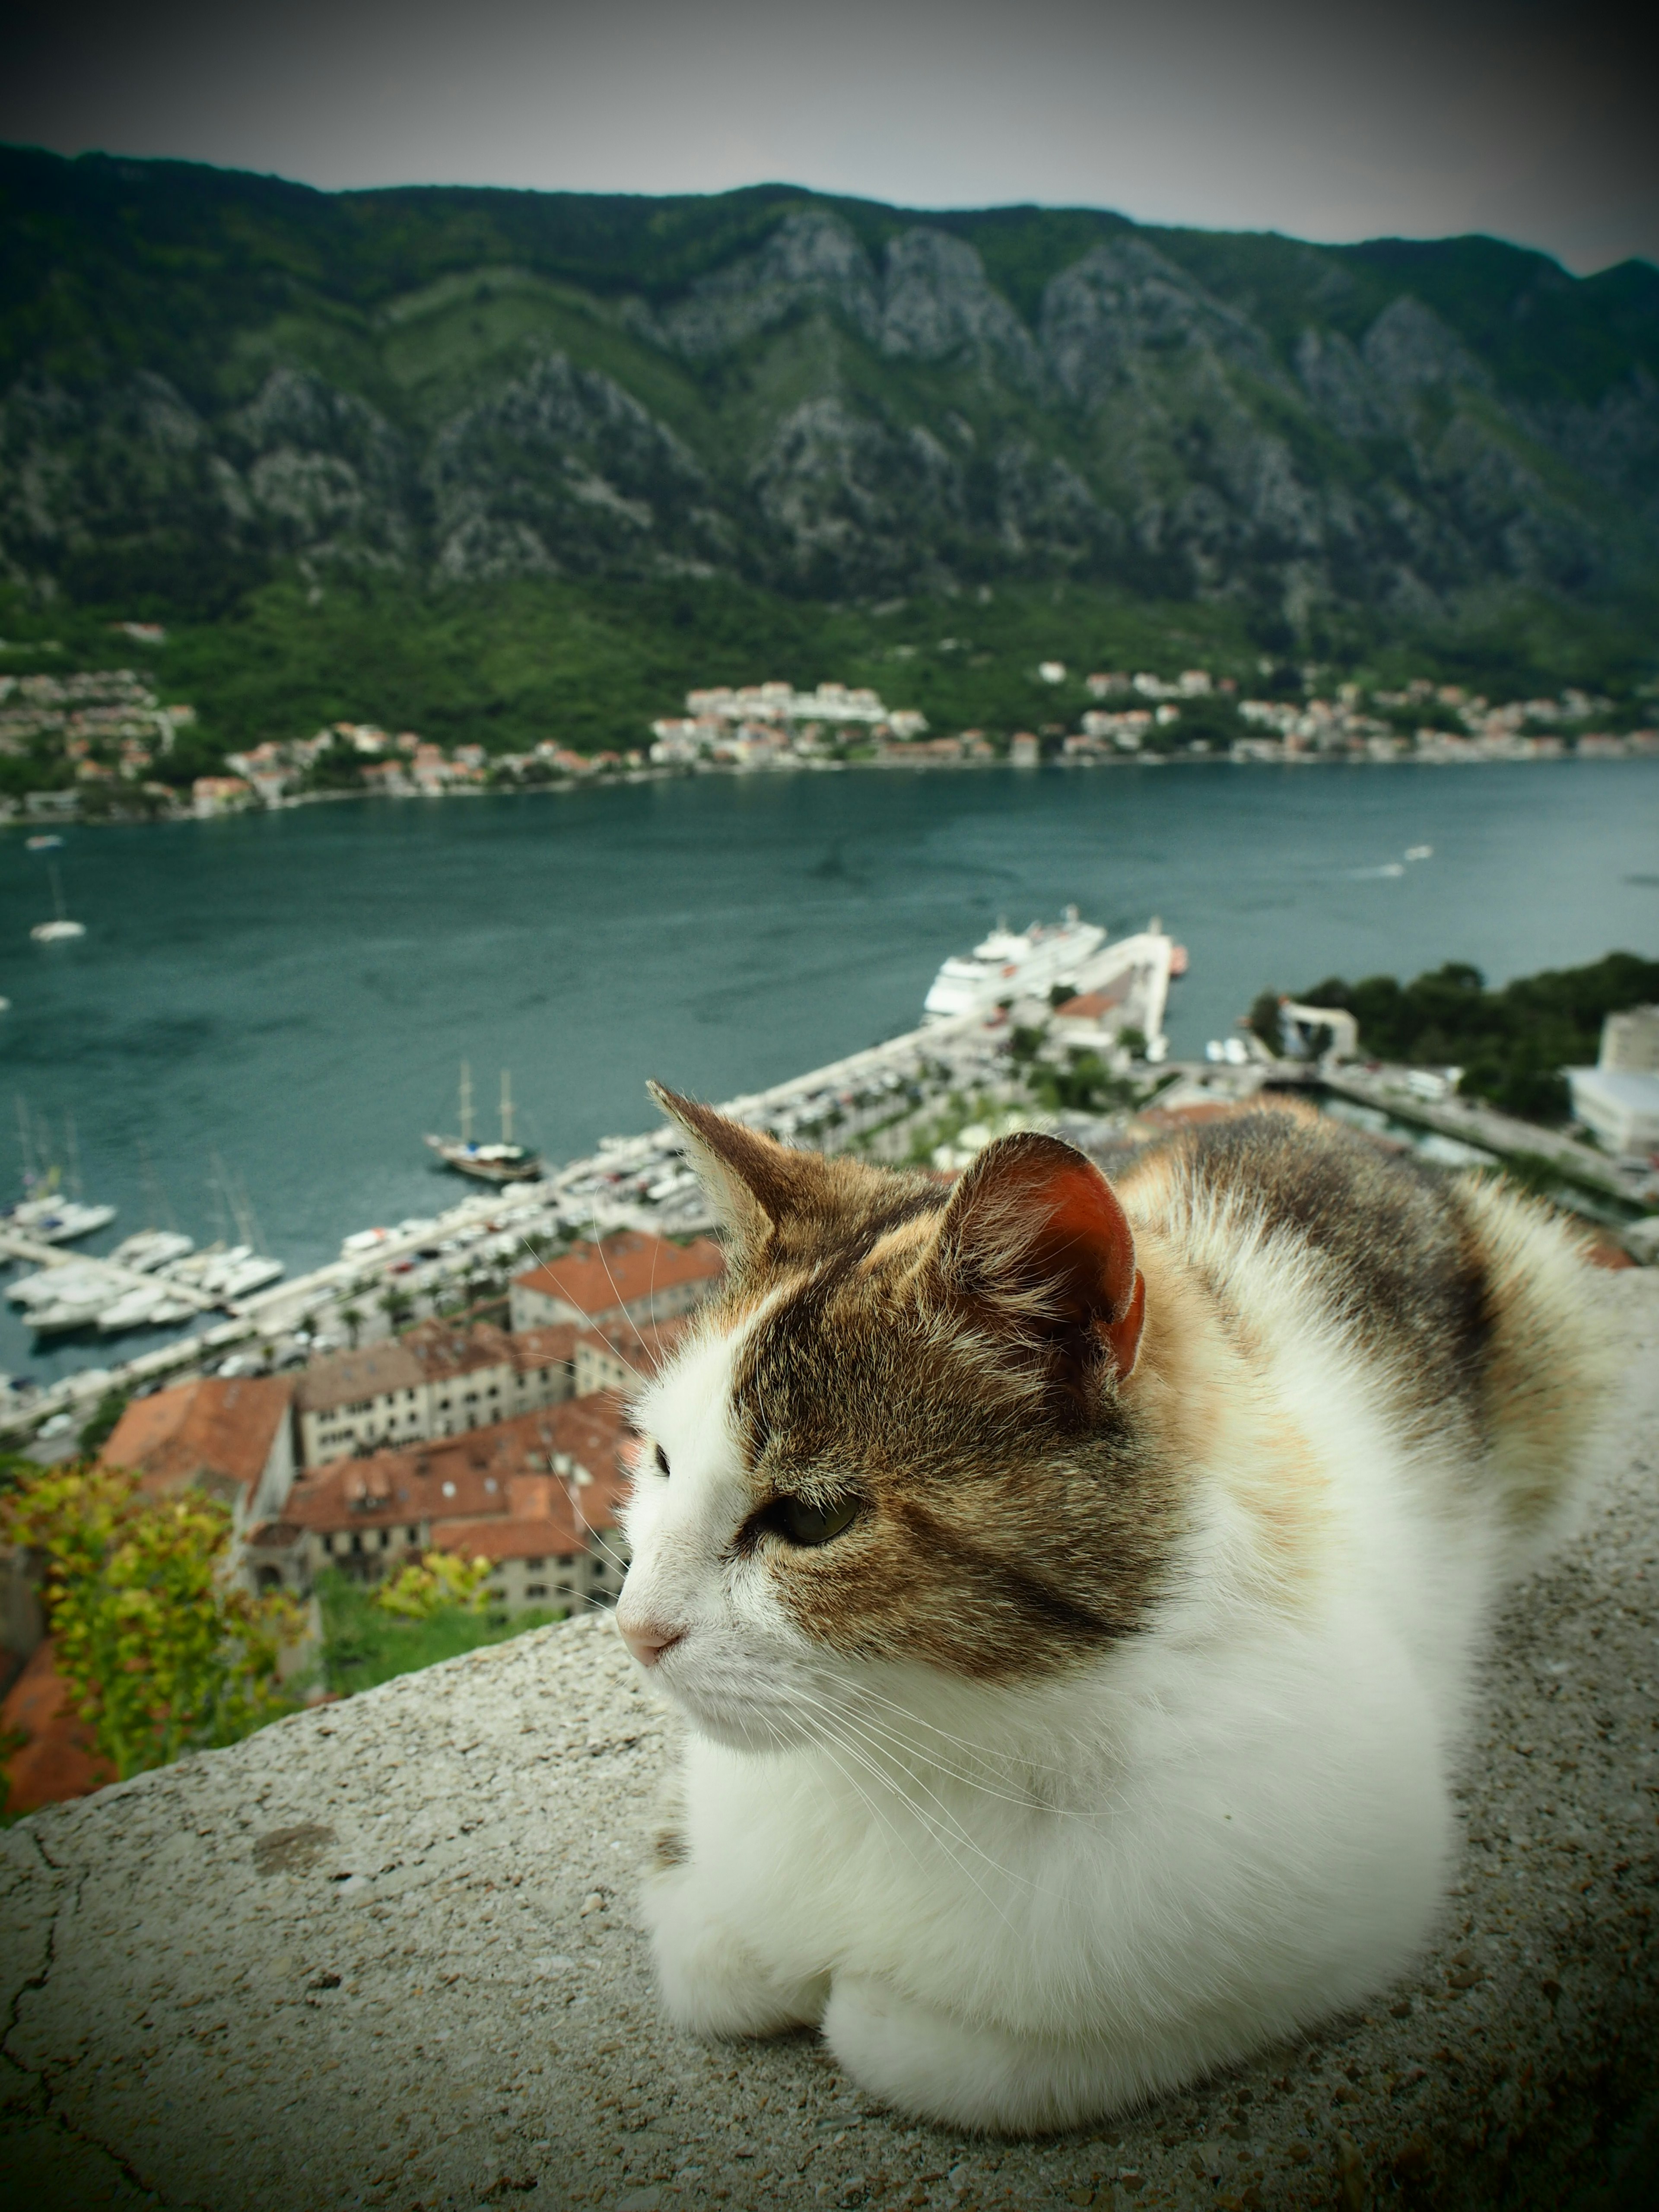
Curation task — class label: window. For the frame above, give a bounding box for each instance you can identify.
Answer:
[526,1584,547,1600]
[524,1557,544,1571]
[407,1526,418,1543]
[557,1554,575,1568]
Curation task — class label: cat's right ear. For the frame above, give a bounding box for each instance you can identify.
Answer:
[931,1131,1146,1387]
[648,1082,830,1258]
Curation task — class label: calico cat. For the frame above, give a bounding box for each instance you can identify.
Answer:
[616,1084,1608,2133]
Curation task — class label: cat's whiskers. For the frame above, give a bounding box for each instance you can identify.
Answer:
[833,1680,1092,1803]
[769,1681,1038,1921]
[821,1697,1065,1896]
[832,1690,1099,1831]
[762,1685,934,1893]
[769,1684,1014,1915]
[830,1678,1081,1782]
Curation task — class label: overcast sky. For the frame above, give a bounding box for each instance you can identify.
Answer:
[6,0,1656,276]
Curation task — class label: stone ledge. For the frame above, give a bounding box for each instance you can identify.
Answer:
[3,1274,1657,2212]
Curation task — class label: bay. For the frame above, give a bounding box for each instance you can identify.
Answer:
[1,756,1655,1386]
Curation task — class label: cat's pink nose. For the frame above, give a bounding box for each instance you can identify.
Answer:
[620,1616,684,1668]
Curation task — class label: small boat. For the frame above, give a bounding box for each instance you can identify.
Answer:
[5,1193,118,1243]
[96,1283,200,1333]
[219,1254,285,1299]
[108,1229,194,1273]
[30,862,85,942]
[8,1259,121,1309]
[25,835,63,851]
[1404,844,1433,861]
[425,1063,541,1183]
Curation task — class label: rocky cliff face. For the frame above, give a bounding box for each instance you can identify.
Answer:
[1,163,1654,626]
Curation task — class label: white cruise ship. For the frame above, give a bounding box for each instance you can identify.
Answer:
[922,908,1107,1023]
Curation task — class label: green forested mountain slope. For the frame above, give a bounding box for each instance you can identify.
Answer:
[3,144,1657,638]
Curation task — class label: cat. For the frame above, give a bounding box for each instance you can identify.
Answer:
[615,1083,1609,2133]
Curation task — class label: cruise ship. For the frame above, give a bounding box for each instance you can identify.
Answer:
[922,909,1107,1023]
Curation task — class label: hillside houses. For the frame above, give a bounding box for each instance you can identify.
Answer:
[93,1232,718,1614]
[270,1390,639,1615]
[650,679,928,765]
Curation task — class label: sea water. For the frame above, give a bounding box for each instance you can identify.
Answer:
[1,757,1655,1384]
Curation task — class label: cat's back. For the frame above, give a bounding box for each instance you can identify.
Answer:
[1122,1105,1609,1543]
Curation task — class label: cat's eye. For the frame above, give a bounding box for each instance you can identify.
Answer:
[769,1494,858,1548]
[654,1443,670,1478]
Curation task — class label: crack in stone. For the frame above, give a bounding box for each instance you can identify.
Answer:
[3,1834,186,2207]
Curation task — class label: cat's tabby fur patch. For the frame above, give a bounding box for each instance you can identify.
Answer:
[617,1087,1610,2131]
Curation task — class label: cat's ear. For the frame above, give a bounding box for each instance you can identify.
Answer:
[648,1082,835,1254]
[931,1132,1145,1383]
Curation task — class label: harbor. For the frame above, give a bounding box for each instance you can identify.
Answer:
[5,890,1654,1443]
[1,759,1654,1414]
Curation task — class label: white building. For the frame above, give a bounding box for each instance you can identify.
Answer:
[1567,1068,1659,1157]
[1601,1006,1659,1074]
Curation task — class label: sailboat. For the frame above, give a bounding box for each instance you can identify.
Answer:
[424,1062,542,1183]
[30,861,86,942]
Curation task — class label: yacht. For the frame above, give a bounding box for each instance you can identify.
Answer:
[96,1283,200,1333]
[922,908,1107,1023]
[425,1064,541,1183]
[108,1229,194,1273]
[5,1192,118,1243]
[30,861,86,942]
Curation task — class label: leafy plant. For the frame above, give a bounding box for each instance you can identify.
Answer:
[1026,1049,1136,1116]
[0,1462,302,1782]
[316,1567,557,1695]
[372,1549,491,1622]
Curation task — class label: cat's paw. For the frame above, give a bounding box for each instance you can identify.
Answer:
[646,1874,826,2039]
[823,1973,1125,2133]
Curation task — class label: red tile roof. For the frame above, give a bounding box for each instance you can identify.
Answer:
[506,1322,582,1373]
[429,1513,584,1563]
[0,1640,113,1815]
[293,1341,423,1415]
[1055,988,1126,1020]
[575,1316,689,1381]
[401,1317,514,1383]
[283,1393,633,1537]
[514,1233,722,1322]
[101,1376,293,1508]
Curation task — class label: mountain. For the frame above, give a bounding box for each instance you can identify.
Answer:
[3,145,1658,641]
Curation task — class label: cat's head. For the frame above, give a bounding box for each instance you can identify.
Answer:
[616,1085,1172,1748]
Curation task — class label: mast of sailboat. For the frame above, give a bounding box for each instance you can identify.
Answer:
[64,1110,83,1200]
[500,1070,514,1146]
[48,862,67,922]
[16,1095,35,1196]
[459,1062,474,1145]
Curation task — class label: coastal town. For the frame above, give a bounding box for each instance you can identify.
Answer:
[2,655,1657,825]
[3,931,1656,1630]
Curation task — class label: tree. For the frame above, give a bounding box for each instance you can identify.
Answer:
[379,1284,415,1329]
[373,1549,491,1621]
[340,1304,365,1347]
[1,1462,302,1783]
[1246,992,1285,1058]
[78,1388,130,1456]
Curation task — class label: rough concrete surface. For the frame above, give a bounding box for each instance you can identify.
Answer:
[3,1273,1658,2212]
